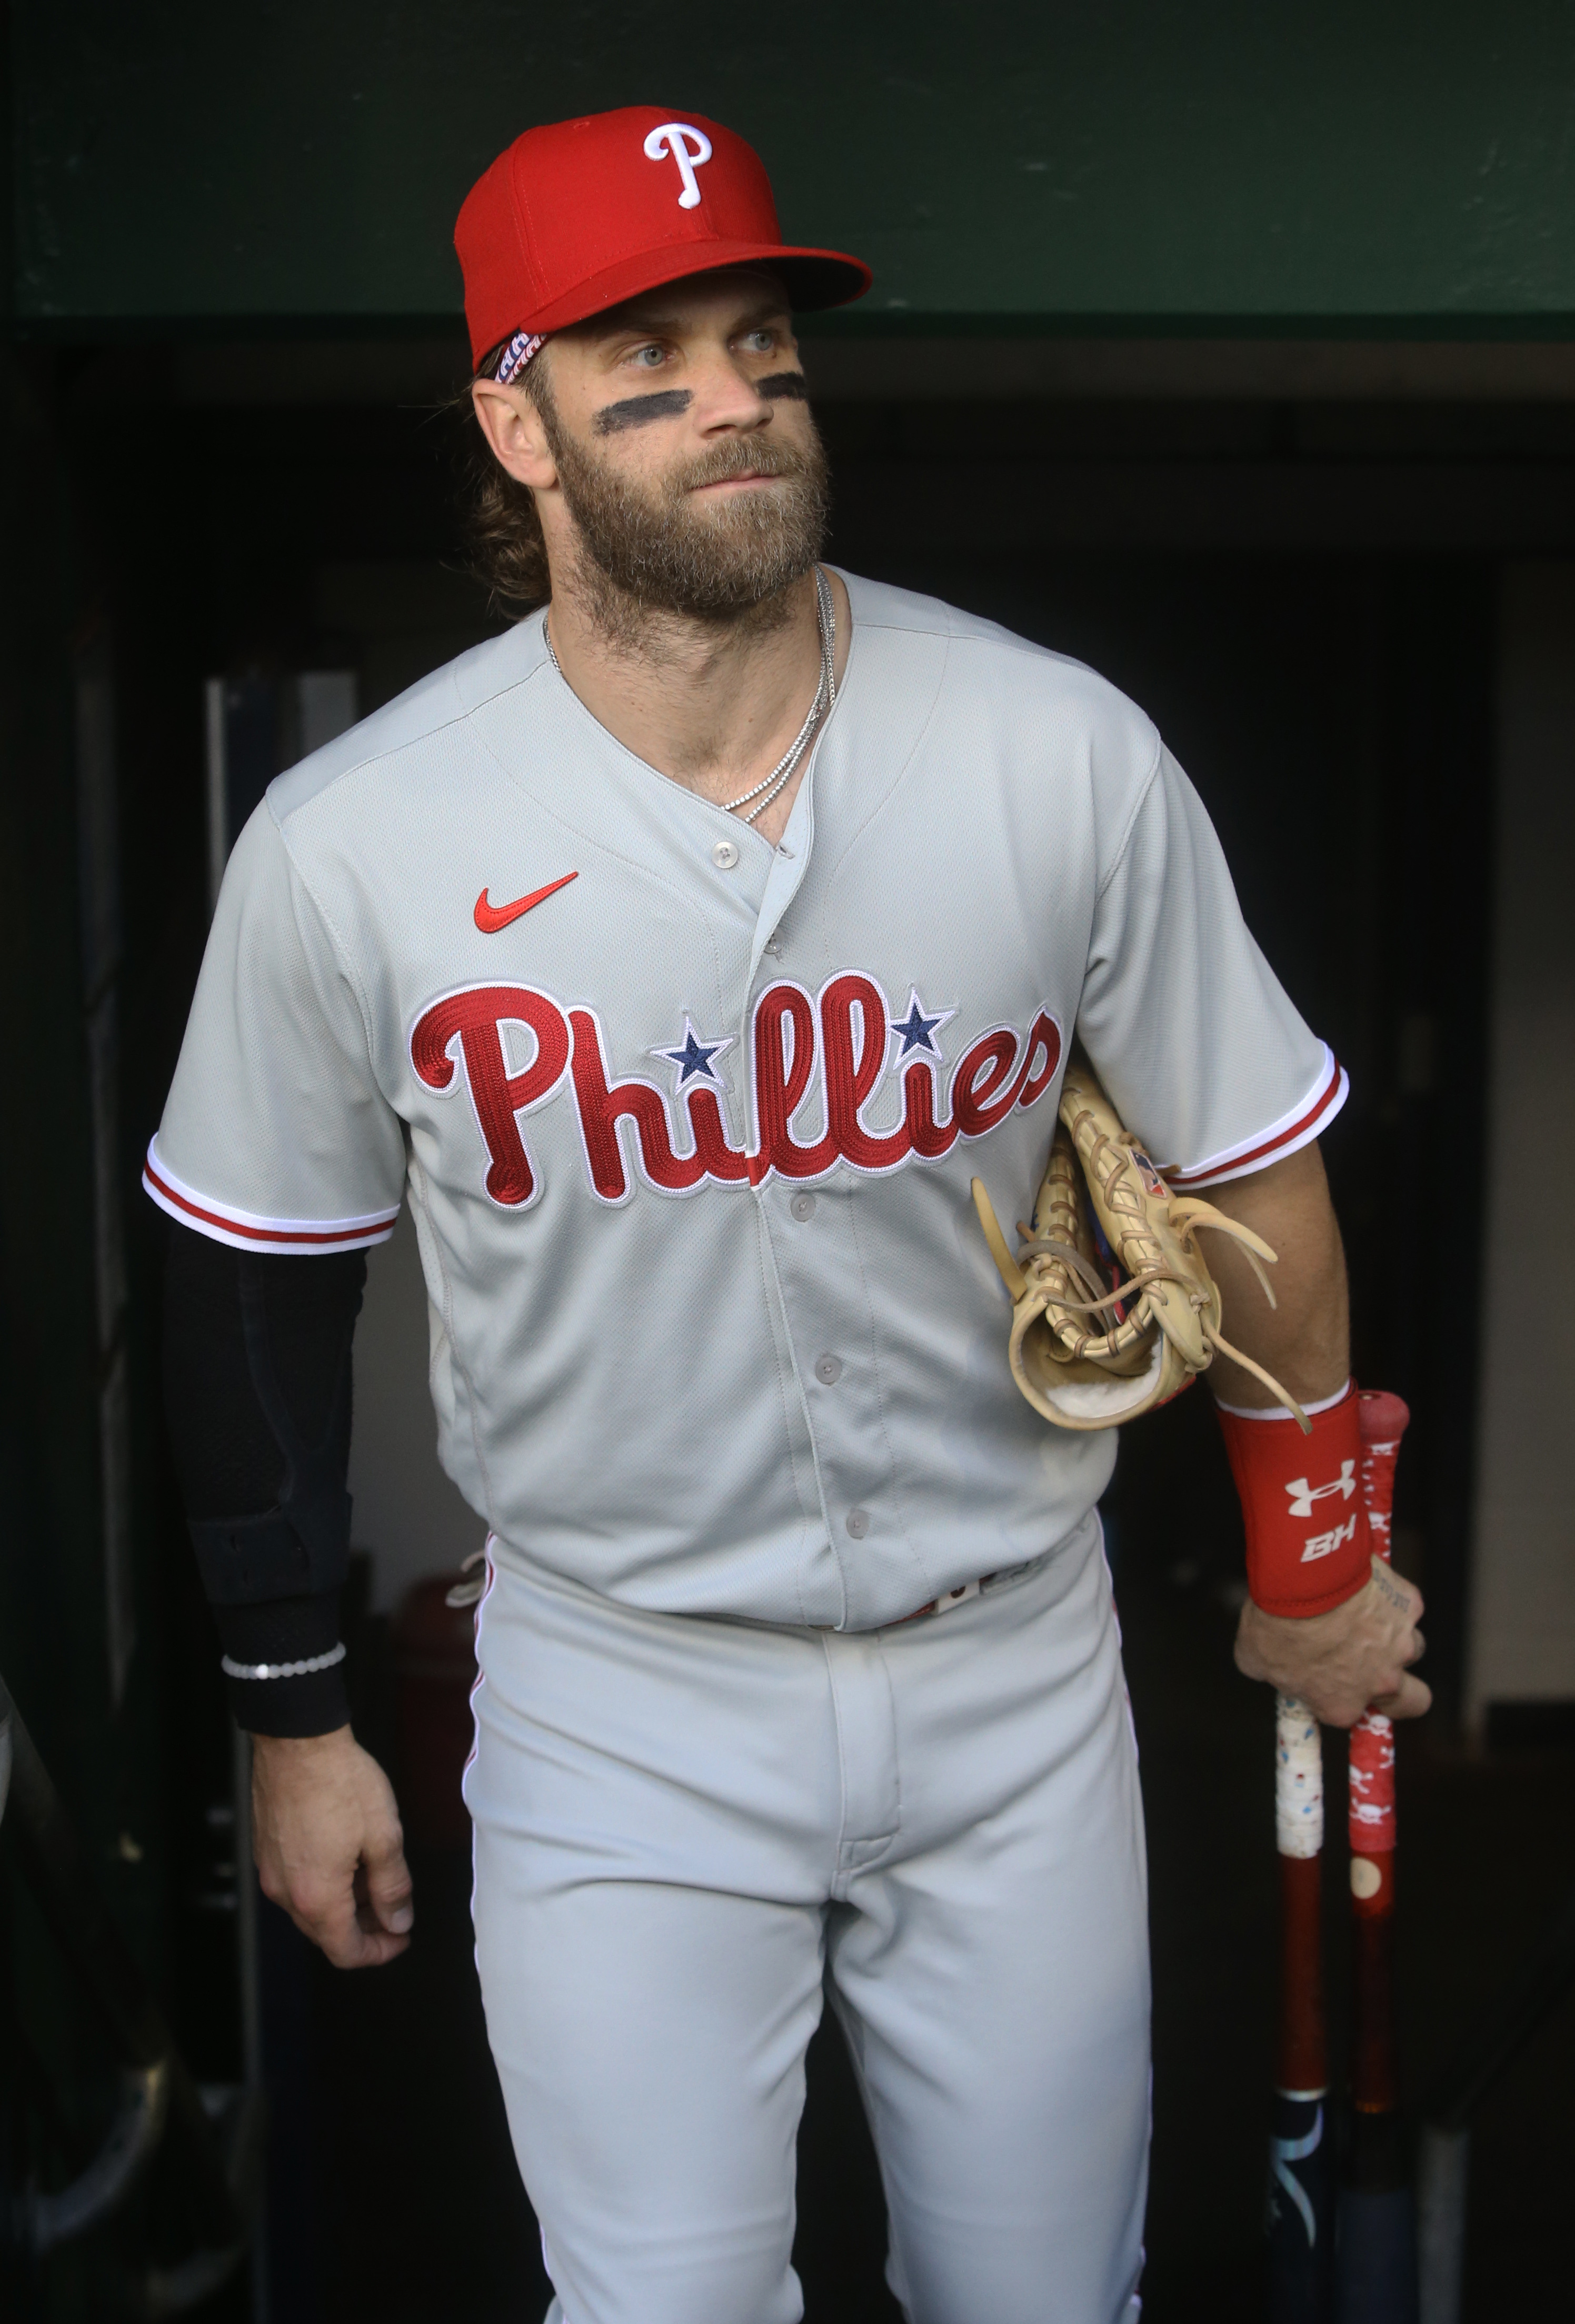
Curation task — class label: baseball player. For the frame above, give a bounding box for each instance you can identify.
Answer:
[151,106,1428,2324]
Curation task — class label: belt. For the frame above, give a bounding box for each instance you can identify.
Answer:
[893,1572,995,1624]
[811,1556,1039,1634]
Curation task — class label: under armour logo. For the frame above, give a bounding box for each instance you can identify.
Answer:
[643,122,712,209]
[1285,1460,1357,1520]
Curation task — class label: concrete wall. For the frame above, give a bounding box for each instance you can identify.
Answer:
[1468,564,1575,1719]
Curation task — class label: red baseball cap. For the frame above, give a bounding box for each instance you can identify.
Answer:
[455,105,872,368]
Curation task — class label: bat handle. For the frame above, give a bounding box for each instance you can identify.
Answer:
[1275,1692,1327,2088]
[1348,1391,1410,1896]
[1337,1394,1418,2323]
[1269,1694,1332,2322]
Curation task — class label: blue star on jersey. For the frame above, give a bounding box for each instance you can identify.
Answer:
[651,1017,735,1096]
[890,988,956,1059]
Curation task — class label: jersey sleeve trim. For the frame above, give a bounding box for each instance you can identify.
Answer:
[1163,1044,1348,1191]
[142,1138,400,1255]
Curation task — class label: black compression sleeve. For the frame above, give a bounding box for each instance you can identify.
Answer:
[163,1219,366,1736]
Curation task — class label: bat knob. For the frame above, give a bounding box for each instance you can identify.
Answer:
[1357,1389,1410,1445]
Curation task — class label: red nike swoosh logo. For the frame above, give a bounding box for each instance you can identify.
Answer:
[474,871,579,933]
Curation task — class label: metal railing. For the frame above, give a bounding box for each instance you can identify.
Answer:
[0,1668,263,2309]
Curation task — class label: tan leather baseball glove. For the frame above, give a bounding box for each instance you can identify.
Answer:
[971,1049,1303,1431]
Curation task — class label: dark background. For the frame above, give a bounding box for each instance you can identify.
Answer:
[4,5,1575,2310]
[6,342,1574,2317]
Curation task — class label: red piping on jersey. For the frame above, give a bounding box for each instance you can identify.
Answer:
[1165,1056,1344,1189]
[142,1152,396,1245]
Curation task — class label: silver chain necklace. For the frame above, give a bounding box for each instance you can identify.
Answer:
[544,567,836,828]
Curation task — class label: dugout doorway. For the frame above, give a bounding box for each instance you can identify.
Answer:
[142,342,1526,1717]
[42,337,1575,2323]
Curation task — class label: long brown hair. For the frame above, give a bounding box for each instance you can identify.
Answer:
[452,350,551,615]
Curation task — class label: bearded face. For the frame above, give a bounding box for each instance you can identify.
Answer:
[532,368,831,627]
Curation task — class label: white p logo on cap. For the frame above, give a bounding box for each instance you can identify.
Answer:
[643,122,713,209]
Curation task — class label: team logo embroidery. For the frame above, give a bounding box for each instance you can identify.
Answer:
[650,1017,734,1096]
[890,987,956,1057]
[410,970,1061,1211]
[643,122,712,209]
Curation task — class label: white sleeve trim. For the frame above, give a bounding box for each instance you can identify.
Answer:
[1215,1378,1352,1422]
[1164,1043,1348,1191]
[142,1136,400,1255]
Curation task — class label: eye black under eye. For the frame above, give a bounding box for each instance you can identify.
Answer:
[593,388,694,436]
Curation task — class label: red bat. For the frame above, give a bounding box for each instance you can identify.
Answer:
[1268,1685,1332,2322]
[1335,1390,1418,2322]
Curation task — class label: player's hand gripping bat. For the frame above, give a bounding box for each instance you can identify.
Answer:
[1269,1392,1416,2323]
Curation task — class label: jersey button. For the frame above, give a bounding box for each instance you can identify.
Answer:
[790,1193,816,1222]
[814,1354,843,1386]
[846,1508,870,1540]
[711,837,740,870]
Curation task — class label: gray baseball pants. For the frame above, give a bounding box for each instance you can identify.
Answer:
[465,1511,1149,2324]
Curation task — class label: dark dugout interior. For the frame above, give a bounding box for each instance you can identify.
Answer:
[5,334,1575,2321]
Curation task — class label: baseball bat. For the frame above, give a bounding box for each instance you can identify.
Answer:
[1335,1390,1417,2324]
[1269,1690,1333,2322]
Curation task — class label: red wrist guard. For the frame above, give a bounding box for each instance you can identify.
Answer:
[1216,1381,1373,1617]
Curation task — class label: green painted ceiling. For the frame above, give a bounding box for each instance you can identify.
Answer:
[10,1,1575,332]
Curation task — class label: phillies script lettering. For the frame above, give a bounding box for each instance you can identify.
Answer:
[410,974,1062,1208]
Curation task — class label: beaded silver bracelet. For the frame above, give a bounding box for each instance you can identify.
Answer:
[220,1641,347,1682]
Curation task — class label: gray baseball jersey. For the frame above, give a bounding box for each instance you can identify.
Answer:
[147,570,1343,1631]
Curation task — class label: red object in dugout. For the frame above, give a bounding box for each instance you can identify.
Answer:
[1217,1382,1373,1617]
[1347,1388,1411,1921]
[1348,1713,1397,1860]
[454,104,871,366]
